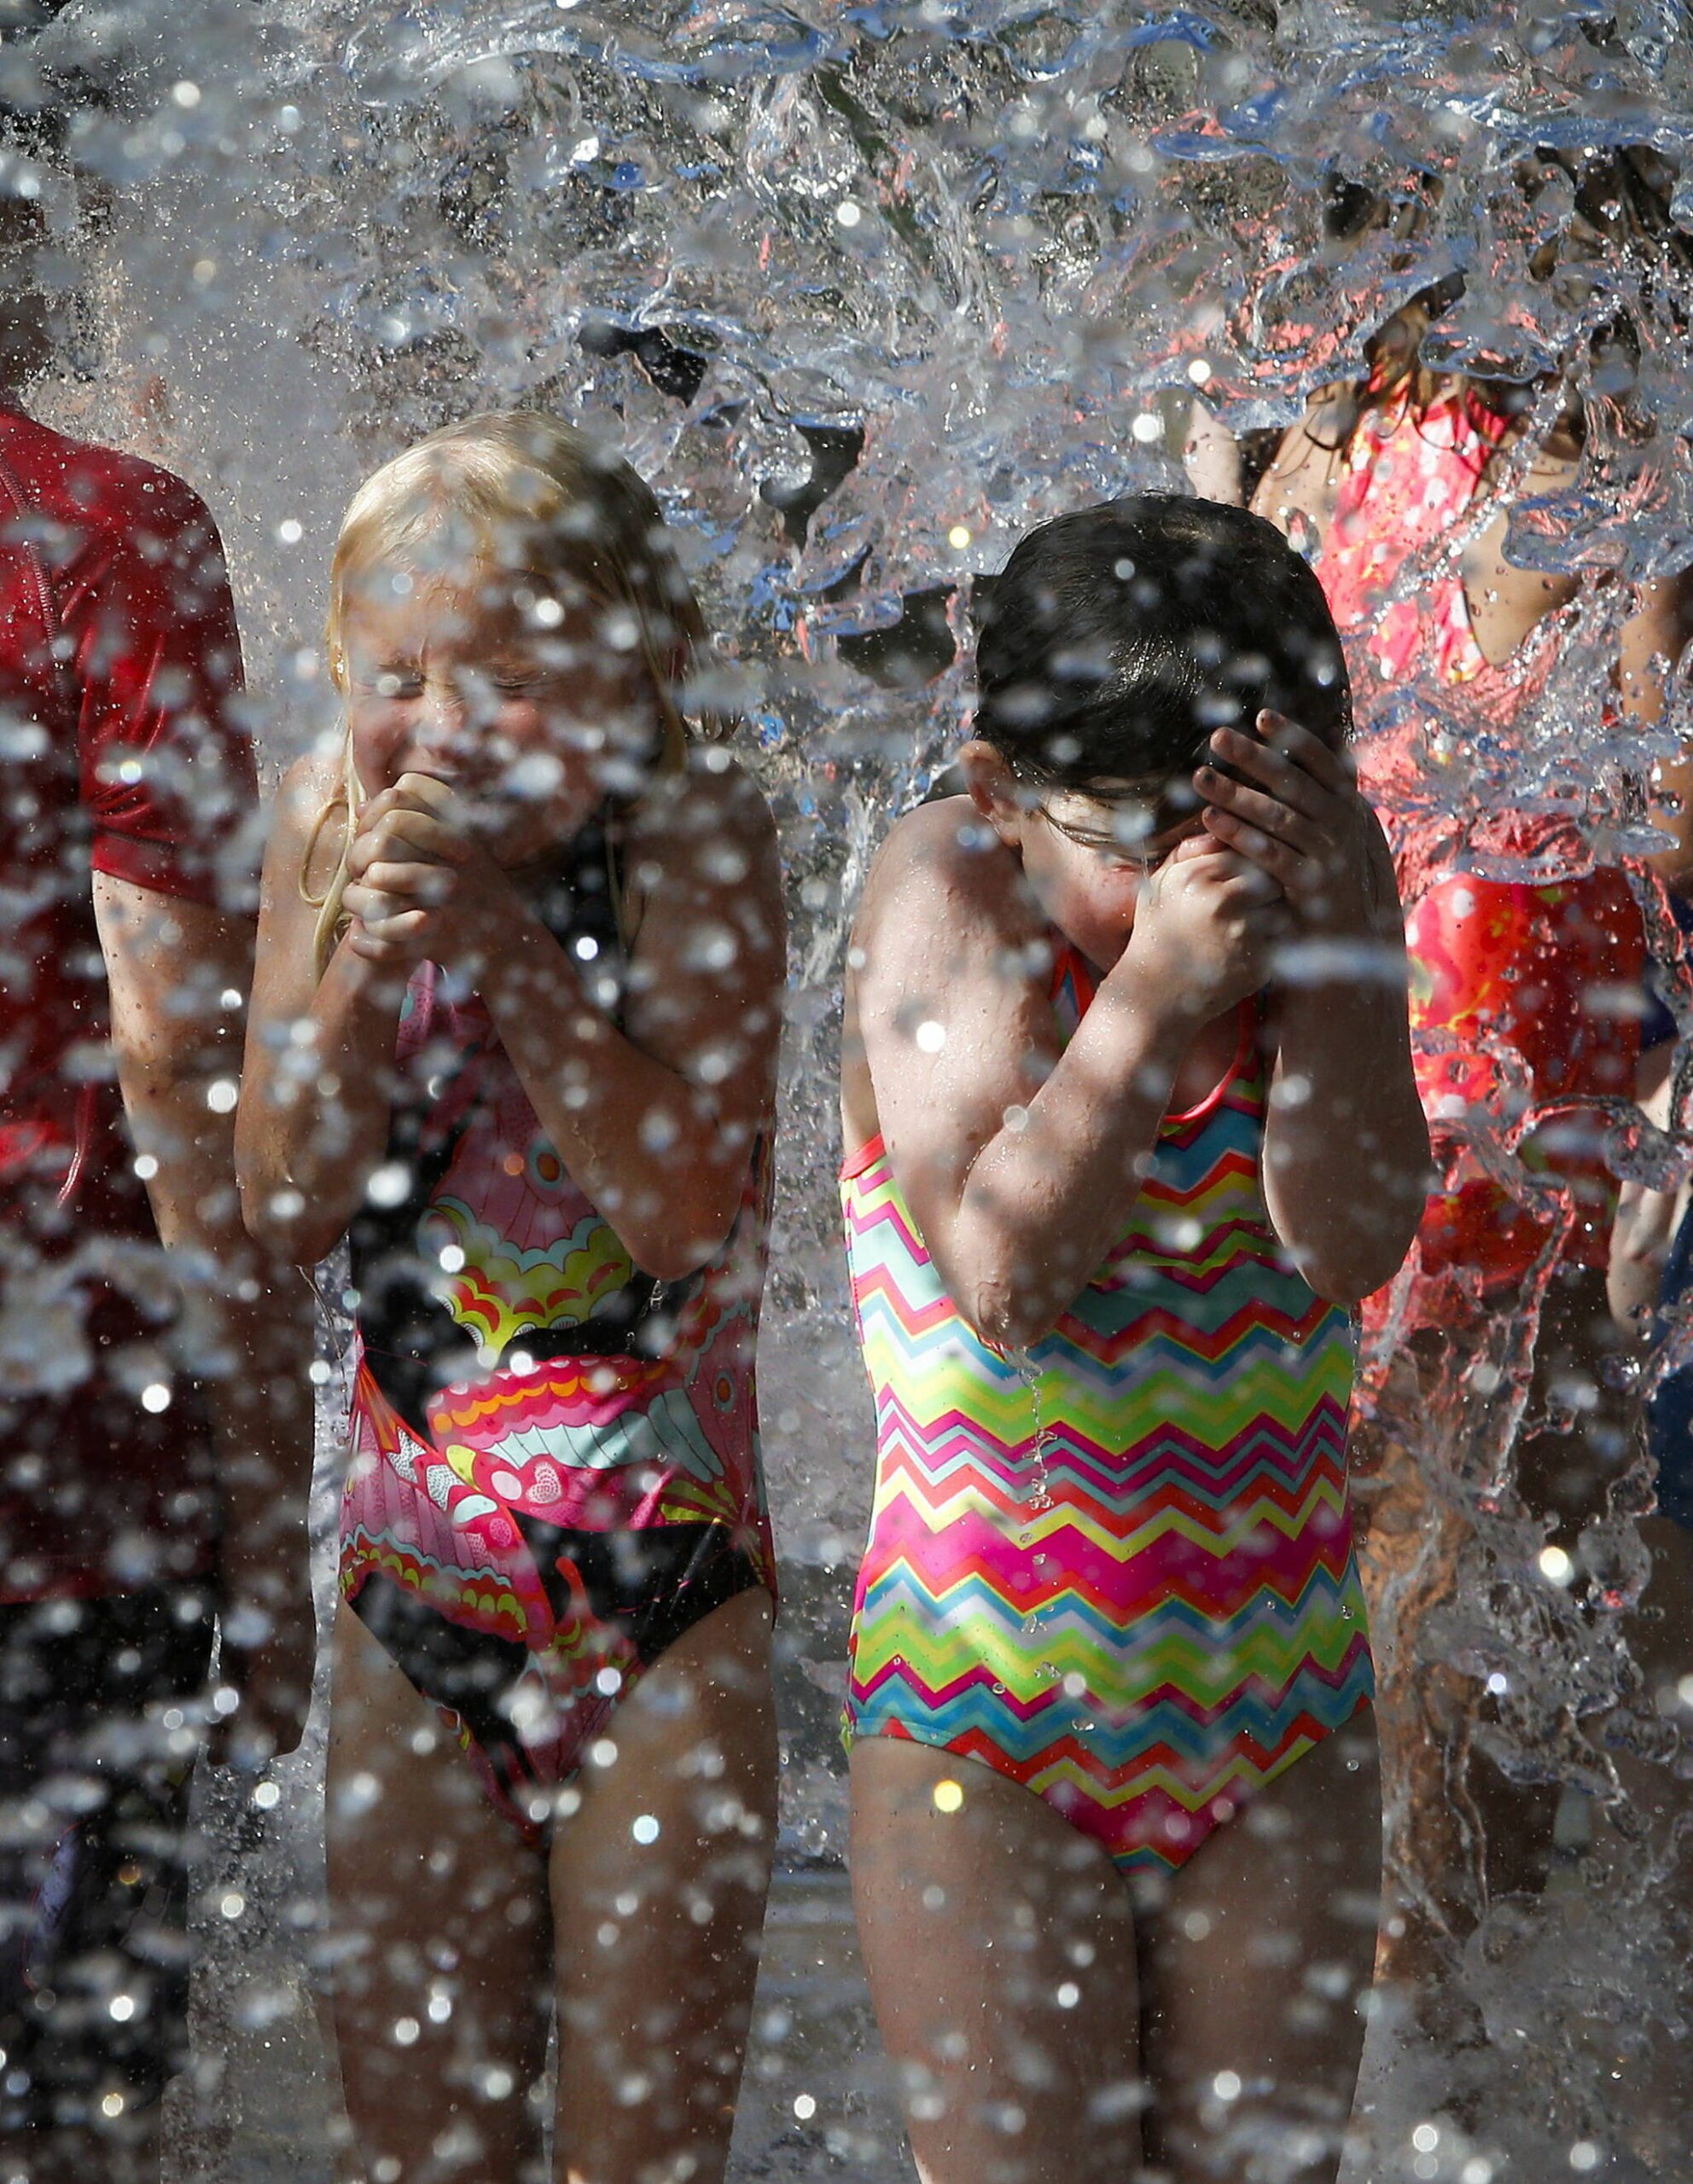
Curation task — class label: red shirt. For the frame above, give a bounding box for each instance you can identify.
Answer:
[0,404,257,1599]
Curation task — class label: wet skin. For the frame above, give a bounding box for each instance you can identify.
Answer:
[0,195,60,398]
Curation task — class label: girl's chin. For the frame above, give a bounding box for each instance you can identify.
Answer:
[1056,921,1130,973]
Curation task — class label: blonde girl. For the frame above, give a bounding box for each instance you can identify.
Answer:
[237,413,784,2184]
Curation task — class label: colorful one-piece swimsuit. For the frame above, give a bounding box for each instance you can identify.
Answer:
[339,825,775,1845]
[841,947,1373,1876]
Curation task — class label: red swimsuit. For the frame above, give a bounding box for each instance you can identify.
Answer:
[1312,387,1644,1327]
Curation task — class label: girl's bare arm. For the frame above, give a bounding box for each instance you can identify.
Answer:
[473,761,786,1282]
[97,876,317,1761]
[1198,721,1430,1302]
[236,751,407,1264]
[1262,917,1431,1303]
[1620,573,1693,891]
[1183,399,1244,505]
[855,806,1276,1353]
[1609,1053,1687,1334]
[1249,403,1352,545]
[1261,797,1428,1302]
[243,758,785,1283]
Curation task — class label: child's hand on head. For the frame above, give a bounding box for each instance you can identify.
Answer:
[1116,824,1289,1024]
[1194,712,1388,938]
[342,771,510,970]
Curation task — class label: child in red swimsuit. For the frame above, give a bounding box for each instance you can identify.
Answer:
[1246,322,1689,2064]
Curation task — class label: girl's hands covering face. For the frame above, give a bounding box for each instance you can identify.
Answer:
[1116,830,1291,1023]
[1194,712,1388,938]
[341,772,512,972]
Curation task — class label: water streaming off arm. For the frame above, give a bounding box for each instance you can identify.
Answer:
[1003,1343,1060,1653]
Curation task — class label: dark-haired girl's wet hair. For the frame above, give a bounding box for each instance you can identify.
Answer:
[972,495,1352,795]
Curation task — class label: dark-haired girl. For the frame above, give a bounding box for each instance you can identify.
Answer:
[841,496,1428,2184]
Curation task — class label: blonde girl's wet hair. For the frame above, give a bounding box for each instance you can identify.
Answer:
[304,410,724,973]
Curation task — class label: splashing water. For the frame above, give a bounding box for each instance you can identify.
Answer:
[1004,1343,1058,1520]
[1003,1343,1062,1657]
[11,0,1693,2175]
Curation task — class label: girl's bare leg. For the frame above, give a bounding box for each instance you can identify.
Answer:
[326,1602,552,2184]
[850,1739,1143,2184]
[548,1589,776,2184]
[1137,1713,1382,2184]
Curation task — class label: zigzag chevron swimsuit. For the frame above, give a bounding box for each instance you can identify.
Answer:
[841,942,1373,1874]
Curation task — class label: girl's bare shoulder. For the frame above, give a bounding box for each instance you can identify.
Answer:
[618,748,783,964]
[271,741,352,894]
[1251,404,1349,537]
[274,741,347,823]
[631,746,774,846]
[624,749,780,906]
[858,795,1033,956]
[866,795,1007,897]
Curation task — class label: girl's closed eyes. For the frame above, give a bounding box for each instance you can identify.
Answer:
[1035,804,1201,872]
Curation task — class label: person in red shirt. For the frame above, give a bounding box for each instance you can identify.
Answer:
[0,108,313,2182]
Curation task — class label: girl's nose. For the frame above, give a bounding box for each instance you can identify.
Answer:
[416,679,474,748]
[428,681,474,734]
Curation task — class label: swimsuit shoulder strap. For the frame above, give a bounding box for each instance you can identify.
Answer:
[1046,940,1261,1123]
[1047,935,1098,1040]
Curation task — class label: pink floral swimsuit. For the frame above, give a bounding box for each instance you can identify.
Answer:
[338,822,774,1844]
